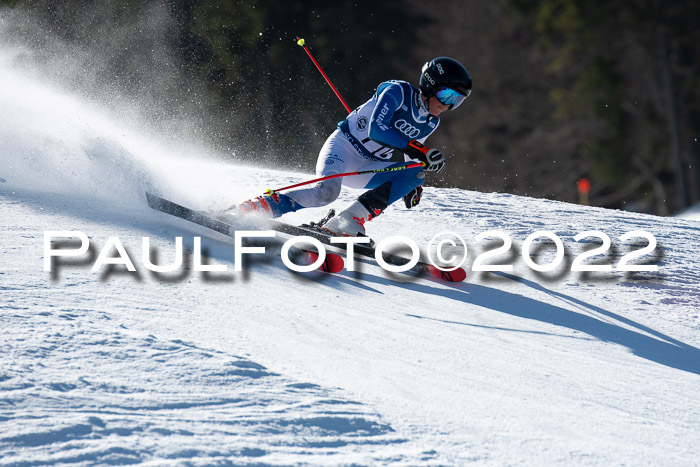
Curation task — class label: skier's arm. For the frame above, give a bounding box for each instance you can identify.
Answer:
[368,84,445,172]
[367,83,411,149]
[366,82,445,174]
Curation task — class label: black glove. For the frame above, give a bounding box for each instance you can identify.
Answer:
[404,185,423,209]
[404,139,446,173]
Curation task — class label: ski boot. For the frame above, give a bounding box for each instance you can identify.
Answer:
[237,191,303,218]
[314,201,376,247]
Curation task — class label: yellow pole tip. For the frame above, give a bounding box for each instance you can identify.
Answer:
[296,38,305,46]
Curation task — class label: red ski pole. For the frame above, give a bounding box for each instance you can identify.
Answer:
[296,37,352,114]
[260,37,423,196]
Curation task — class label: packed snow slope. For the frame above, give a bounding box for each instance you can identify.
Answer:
[676,202,700,221]
[2,56,700,466]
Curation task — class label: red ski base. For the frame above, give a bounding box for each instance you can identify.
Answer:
[425,264,467,283]
[303,251,345,274]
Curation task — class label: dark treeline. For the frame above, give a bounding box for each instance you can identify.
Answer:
[2,0,698,215]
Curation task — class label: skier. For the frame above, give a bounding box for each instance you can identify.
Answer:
[237,56,472,237]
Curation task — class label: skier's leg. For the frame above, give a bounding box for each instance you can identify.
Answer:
[322,164,425,235]
[284,178,342,208]
[358,164,426,207]
[238,130,357,218]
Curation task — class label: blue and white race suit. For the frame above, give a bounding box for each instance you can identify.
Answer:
[287,80,440,210]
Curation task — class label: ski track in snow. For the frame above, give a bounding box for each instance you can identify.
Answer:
[2,53,700,465]
[1,195,429,465]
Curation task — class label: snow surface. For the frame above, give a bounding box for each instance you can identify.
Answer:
[676,202,700,221]
[2,54,700,466]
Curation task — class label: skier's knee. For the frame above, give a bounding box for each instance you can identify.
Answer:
[315,180,341,204]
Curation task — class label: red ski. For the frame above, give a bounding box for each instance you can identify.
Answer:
[301,250,345,274]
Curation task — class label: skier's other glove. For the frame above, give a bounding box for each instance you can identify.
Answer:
[405,139,446,174]
[404,185,423,209]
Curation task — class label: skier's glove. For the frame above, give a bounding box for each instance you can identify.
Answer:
[403,185,423,209]
[405,139,446,174]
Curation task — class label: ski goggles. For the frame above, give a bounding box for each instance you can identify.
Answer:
[435,86,469,109]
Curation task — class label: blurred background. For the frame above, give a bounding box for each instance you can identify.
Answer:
[1,0,698,216]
